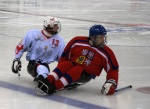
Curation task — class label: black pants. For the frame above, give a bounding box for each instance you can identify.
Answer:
[27,60,50,77]
[75,71,92,84]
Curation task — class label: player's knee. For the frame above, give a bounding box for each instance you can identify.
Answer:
[57,61,74,72]
[36,65,49,78]
[76,71,92,83]
[58,61,74,68]
[27,60,37,77]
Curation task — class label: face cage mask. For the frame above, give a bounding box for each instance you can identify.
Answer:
[44,26,58,35]
[90,35,107,48]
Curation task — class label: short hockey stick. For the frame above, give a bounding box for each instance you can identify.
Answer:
[18,72,20,76]
[115,85,132,92]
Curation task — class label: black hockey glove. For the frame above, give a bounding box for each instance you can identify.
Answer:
[12,58,22,73]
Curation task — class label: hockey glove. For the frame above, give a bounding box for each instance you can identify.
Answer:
[12,58,22,73]
[101,79,117,95]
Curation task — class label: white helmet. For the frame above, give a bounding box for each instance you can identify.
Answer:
[43,16,61,35]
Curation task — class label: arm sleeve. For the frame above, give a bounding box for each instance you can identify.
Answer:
[103,47,119,85]
[15,31,34,59]
[59,37,77,62]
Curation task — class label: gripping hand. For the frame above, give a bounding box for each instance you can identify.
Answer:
[12,58,22,73]
[101,79,117,95]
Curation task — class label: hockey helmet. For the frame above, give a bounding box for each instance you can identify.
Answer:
[43,16,61,35]
[89,25,107,47]
[89,24,107,37]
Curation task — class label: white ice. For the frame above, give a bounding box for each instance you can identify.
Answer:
[0,0,150,109]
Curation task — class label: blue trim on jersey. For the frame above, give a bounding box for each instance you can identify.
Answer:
[53,68,63,78]
[90,74,96,79]
[100,48,119,70]
[63,73,73,84]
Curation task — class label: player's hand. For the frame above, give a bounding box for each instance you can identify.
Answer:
[12,58,22,73]
[101,79,117,95]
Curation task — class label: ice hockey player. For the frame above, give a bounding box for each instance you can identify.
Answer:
[11,16,65,82]
[36,24,119,95]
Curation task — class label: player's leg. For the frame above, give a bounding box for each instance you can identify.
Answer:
[27,60,50,81]
[35,65,91,95]
[35,64,56,95]
[35,61,75,95]
[47,61,74,84]
[27,60,37,77]
[54,66,84,90]
[36,64,50,80]
[76,71,92,83]
[64,71,92,90]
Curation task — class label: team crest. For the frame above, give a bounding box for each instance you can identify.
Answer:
[76,56,86,64]
[87,51,94,59]
[44,46,48,50]
[82,49,88,55]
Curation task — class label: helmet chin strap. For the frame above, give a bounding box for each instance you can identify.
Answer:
[97,42,105,48]
[43,30,52,37]
[89,37,106,48]
[94,41,105,48]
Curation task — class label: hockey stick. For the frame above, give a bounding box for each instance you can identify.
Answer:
[16,64,21,76]
[18,72,20,76]
[115,85,132,93]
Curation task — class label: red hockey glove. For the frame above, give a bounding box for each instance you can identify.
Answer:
[101,79,117,95]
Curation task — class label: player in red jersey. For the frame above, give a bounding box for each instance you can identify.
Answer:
[35,24,119,95]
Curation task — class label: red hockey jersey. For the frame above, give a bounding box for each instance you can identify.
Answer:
[60,36,119,84]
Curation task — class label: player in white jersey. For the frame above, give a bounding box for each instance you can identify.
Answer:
[11,16,65,82]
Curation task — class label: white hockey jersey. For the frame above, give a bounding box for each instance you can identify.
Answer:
[15,29,65,64]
